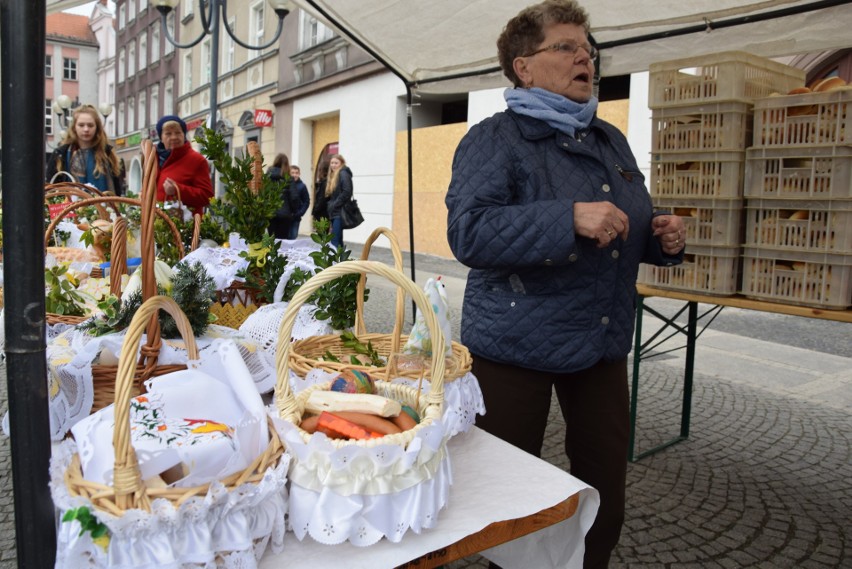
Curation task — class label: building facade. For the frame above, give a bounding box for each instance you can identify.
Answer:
[113,0,180,193]
[45,12,100,163]
[88,0,117,138]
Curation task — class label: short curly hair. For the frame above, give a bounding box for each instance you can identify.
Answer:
[497,0,591,87]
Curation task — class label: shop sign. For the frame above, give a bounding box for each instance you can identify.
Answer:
[127,133,142,146]
[254,109,273,127]
[185,118,206,131]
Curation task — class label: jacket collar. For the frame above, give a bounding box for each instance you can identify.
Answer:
[507,108,609,143]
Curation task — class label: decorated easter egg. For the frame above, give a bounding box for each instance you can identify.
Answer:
[330,369,376,394]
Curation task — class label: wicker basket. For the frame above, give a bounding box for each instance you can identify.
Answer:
[288,227,472,381]
[43,195,184,330]
[274,260,446,447]
[54,295,287,564]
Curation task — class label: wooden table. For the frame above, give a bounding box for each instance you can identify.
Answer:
[260,427,597,569]
[629,284,852,461]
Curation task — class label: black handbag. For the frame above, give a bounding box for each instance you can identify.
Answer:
[339,198,364,229]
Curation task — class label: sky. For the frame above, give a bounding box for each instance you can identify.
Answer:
[63,1,114,16]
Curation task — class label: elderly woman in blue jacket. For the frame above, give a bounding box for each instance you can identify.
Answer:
[445,2,685,567]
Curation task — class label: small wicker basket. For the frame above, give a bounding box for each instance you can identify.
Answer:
[288,227,472,382]
[275,260,446,448]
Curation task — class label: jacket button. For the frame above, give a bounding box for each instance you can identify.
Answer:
[510,301,516,307]
[611,250,620,259]
[543,259,553,266]
[563,142,570,147]
[601,316,610,325]
[601,184,611,193]
[568,253,578,262]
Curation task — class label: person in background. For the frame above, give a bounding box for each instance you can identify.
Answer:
[46,104,122,193]
[155,115,213,216]
[325,154,353,247]
[267,153,292,239]
[445,1,686,567]
[311,157,331,224]
[287,164,311,239]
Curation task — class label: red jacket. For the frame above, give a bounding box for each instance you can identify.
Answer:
[157,142,213,215]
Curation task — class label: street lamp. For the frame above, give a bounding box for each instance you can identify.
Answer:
[154,0,294,133]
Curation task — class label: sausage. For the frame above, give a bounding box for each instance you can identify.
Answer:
[328,411,402,436]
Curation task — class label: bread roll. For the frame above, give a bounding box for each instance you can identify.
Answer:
[788,87,812,95]
[789,210,809,220]
[813,77,846,92]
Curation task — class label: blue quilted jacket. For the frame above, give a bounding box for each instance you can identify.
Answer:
[446,110,681,373]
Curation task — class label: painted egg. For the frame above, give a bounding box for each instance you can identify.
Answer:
[330,369,376,394]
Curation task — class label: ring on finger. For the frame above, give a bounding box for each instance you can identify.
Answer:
[606,229,614,237]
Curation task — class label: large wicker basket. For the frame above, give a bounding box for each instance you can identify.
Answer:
[288,227,472,382]
[53,296,287,565]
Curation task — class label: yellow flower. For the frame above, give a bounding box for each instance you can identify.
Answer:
[92,534,110,551]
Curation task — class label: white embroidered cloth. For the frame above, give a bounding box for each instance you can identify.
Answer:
[50,438,290,569]
[238,303,334,359]
[46,326,276,441]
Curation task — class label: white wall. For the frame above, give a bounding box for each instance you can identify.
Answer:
[291,73,406,244]
[467,87,506,128]
[626,71,652,181]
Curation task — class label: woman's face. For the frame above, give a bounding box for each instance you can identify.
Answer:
[329,157,342,171]
[161,123,186,150]
[74,112,98,148]
[515,23,595,103]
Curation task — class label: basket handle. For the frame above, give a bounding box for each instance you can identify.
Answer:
[356,228,405,351]
[191,213,202,251]
[274,260,446,420]
[111,295,199,511]
[109,216,128,299]
[49,170,78,184]
[45,180,107,197]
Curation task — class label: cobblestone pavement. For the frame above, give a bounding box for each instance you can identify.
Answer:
[0,245,849,568]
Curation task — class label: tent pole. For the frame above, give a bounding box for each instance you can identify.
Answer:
[0,0,56,567]
[405,85,417,319]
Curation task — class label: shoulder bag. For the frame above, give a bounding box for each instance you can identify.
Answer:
[340,198,364,229]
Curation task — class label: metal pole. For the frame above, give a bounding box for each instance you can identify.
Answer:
[0,0,56,566]
[209,0,220,130]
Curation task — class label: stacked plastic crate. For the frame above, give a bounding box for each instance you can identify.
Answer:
[741,86,852,308]
[638,52,805,295]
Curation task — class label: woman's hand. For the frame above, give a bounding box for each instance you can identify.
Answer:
[574,202,630,248]
[652,214,686,255]
[163,178,179,198]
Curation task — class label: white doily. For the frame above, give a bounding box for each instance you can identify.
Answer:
[46,326,277,441]
[50,438,290,569]
[238,303,334,357]
[268,412,451,546]
[289,368,485,439]
[179,247,249,291]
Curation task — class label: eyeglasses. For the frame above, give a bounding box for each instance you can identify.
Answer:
[523,41,598,61]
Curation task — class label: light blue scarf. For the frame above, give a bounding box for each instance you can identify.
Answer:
[504,87,598,137]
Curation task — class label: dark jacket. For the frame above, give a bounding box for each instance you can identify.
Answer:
[446,110,682,373]
[326,166,353,219]
[312,179,329,220]
[290,178,311,220]
[46,143,122,194]
[268,166,293,219]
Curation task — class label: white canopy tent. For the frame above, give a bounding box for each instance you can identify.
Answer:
[293,0,852,94]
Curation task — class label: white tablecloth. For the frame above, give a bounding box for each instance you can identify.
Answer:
[260,427,599,569]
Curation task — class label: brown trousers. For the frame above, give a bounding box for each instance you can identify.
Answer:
[473,356,629,569]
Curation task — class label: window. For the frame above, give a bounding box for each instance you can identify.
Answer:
[45,54,53,77]
[117,102,125,135]
[249,1,264,58]
[183,53,192,93]
[150,84,159,125]
[223,18,235,72]
[118,4,125,29]
[128,0,136,21]
[139,0,147,12]
[300,12,333,49]
[202,38,211,83]
[139,31,147,70]
[165,12,175,55]
[63,58,78,80]
[118,48,126,82]
[151,25,160,63]
[45,99,53,135]
[138,91,147,130]
[128,96,135,131]
[128,40,136,76]
[183,0,194,17]
[164,77,174,115]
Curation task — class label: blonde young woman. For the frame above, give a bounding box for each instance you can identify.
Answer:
[324,154,353,247]
[46,104,122,194]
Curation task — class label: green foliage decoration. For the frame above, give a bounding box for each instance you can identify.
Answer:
[45,265,87,316]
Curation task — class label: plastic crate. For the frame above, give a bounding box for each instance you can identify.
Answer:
[753,88,852,147]
[637,244,740,295]
[650,151,745,198]
[651,102,752,153]
[741,246,852,309]
[655,197,744,247]
[744,199,852,253]
[649,51,804,109]
[745,146,852,199]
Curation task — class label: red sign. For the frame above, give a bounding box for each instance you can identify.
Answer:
[48,200,75,220]
[254,109,273,128]
[185,118,206,131]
